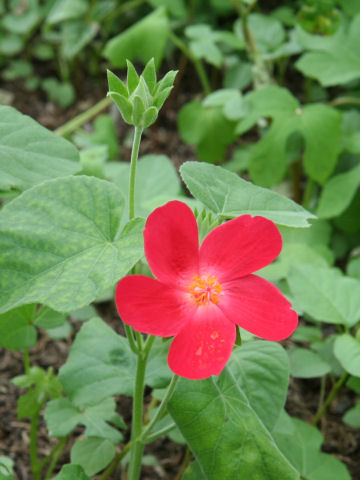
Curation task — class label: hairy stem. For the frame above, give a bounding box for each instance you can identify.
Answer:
[44,436,68,479]
[30,410,41,480]
[129,126,143,221]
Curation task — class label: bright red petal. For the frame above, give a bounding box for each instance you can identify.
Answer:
[199,215,282,282]
[144,201,199,286]
[168,305,236,380]
[219,274,298,341]
[115,275,193,337]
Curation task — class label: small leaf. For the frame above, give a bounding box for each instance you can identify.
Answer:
[132,96,146,125]
[142,58,157,93]
[343,401,360,427]
[0,305,37,350]
[106,69,128,97]
[153,86,173,110]
[142,107,158,128]
[53,464,92,480]
[155,69,178,93]
[126,60,140,94]
[71,437,115,476]
[108,92,133,124]
[289,347,331,378]
[334,334,360,376]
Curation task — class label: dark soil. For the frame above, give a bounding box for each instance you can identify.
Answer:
[1,76,360,480]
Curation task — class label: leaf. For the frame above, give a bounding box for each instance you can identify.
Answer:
[103,8,169,68]
[343,400,360,427]
[316,163,360,218]
[273,412,351,480]
[185,24,224,67]
[46,0,88,24]
[295,15,360,86]
[106,154,181,218]
[59,317,171,407]
[288,265,360,327]
[45,397,123,443]
[0,106,80,191]
[53,465,92,480]
[235,13,286,54]
[288,347,331,378]
[228,341,290,431]
[0,305,37,350]
[34,306,67,329]
[168,369,299,480]
[61,21,98,60]
[180,162,315,227]
[71,437,115,476]
[0,176,145,314]
[334,334,360,376]
[178,101,236,163]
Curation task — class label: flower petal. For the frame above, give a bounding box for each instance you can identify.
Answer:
[144,201,199,286]
[219,274,298,341]
[115,275,193,337]
[168,305,236,379]
[199,215,282,282]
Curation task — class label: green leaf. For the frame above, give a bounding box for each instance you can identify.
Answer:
[288,265,360,327]
[71,437,115,476]
[2,5,40,34]
[126,60,140,94]
[185,24,224,67]
[59,317,171,407]
[334,334,360,376]
[142,107,158,128]
[295,15,360,86]
[180,162,315,227]
[343,400,360,427]
[132,96,146,125]
[183,460,207,480]
[142,58,157,93]
[45,397,123,443]
[104,8,169,68]
[0,106,80,192]
[60,21,98,60]
[53,464,92,480]
[288,347,331,378]
[106,69,128,97]
[168,370,299,480]
[228,341,290,431]
[273,412,351,480]
[109,92,133,124]
[46,0,88,24]
[0,176,145,314]
[178,101,236,163]
[106,154,181,218]
[0,305,37,350]
[34,306,67,329]
[317,163,360,218]
[41,78,76,108]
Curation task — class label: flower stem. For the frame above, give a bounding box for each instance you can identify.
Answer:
[43,436,68,479]
[30,410,41,480]
[129,126,143,221]
[128,352,148,480]
[302,178,315,209]
[141,375,179,442]
[23,348,30,375]
[143,422,176,444]
[99,441,131,480]
[312,373,350,425]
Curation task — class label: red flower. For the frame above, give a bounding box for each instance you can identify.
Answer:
[115,201,297,380]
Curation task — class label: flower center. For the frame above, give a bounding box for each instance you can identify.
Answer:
[188,275,222,306]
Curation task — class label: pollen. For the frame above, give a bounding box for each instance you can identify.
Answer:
[188,274,222,306]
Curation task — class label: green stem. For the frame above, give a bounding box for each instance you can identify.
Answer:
[55,96,112,137]
[44,436,68,479]
[30,410,41,480]
[330,96,360,107]
[312,373,350,425]
[124,324,139,354]
[129,126,143,221]
[99,442,131,480]
[142,375,179,442]
[128,352,148,480]
[143,422,176,444]
[104,0,146,22]
[168,31,211,95]
[302,178,315,209]
[23,348,30,375]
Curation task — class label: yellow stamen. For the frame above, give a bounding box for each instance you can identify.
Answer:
[188,274,222,306]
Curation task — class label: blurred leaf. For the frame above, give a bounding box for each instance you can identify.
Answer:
[148,0,186,18]
[0,105,79,191]
[288,265,360,327]
[61,21,98,60]
[79,146,108,178]
[42,78,76,108]
[235,13,285,54]
[347,255,360,279]
[0,34,24,56]
[46,0,88,24]
[106,154,181,218]
[288,347,331,378]
[0,305,37,350]
[59,317,171,407]
[333,190,360,233]
[317,163,360,218]
[291,326,323,343]
[104,8,169,68]
[185,24,224,67]
[34,306,67,329]
[53,465,92,480]
[91,114,119,160]
[334,334,360,376]
[0,176,144,314]
[180,162,315,227]
[178,101,236,163]
[343,400,360,427]
[2,3,41,34]
[296,15,360,86]
[273,412,351,480]
[71,437,115,476]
